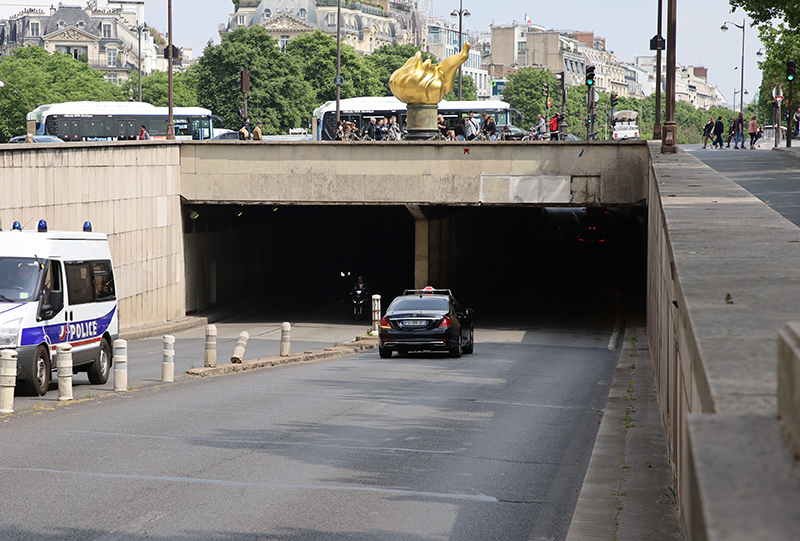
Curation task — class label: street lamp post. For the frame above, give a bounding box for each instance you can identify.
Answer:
[661,0,677,153]
[335,0,342,126]
[166,0,174,139]
[721,18,746,114]
[137,22,147,102]
[450,1,470,100]
[0,79,35,135]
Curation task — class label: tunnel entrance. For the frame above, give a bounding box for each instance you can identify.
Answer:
[182,204,646,328]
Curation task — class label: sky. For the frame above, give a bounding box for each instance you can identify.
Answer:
[0,0,763,108]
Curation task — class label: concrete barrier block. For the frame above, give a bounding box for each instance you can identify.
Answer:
[777,322,800,457]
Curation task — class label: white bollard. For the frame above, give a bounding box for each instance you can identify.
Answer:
[231,331,249,364]
[372,294,382,334]
[113,339,128,392]
[56,343,74,402]
[280,322,291,357]
[0,349,18,414]
[204,325,217,368]
[162,335,175,383]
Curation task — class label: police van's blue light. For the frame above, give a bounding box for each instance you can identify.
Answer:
[37,220,47,232]
[12,221,22,231]
[83,221,92,232]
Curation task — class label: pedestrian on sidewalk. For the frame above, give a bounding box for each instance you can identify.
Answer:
[712,116,724,149]
[702,116,714,148]
[733,112,745,149]
[748,115,758,149]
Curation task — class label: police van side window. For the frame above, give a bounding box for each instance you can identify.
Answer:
[93,260,116,301]
[65,262,95,305]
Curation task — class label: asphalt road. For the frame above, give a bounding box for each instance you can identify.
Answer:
[0,322,619,541]
[684,142,800,226]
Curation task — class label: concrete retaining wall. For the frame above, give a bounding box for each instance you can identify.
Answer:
[179,140,649,207]
[647,143,800,539]
[0,142,185,331]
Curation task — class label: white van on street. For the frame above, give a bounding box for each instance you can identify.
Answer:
[611,110,640,141]
[0,222,118,395]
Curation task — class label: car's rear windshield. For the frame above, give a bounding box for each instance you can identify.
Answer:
[389,297,449,313]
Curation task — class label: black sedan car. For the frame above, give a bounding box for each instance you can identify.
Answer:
[379,287,474,358]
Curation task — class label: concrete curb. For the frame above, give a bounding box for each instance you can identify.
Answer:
[185,336,379,377]
[772,146,800,161]
[566,327,682,541]
[119,316,208,341]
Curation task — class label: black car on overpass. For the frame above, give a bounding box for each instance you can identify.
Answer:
[379,287,474,358]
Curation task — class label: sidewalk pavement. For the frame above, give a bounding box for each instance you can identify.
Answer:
[566,325,683,541]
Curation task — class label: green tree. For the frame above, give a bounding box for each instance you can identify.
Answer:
[195,26,316,134]
[729,0,800,32]
[753,24,800,128]
[502,67,559,126]
[121,67,199,106]
[285,31,381,105]
[364,44,438,97]
[0,46,123,142]
[444,74,477,101]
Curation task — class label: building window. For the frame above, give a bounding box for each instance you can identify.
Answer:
[30,21,40,37]
[298,8,307,19]
[102,23,111,38]
[107,73,118,85]
[237,15,245,26]
[57,20,66,29]
[263,9,271,19]
[77,21,85,29]
[107,48,117,67]
[327,13,336,26]
[280,35,289,52]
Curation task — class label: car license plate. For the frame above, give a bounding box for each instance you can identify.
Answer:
[403,319,427,326]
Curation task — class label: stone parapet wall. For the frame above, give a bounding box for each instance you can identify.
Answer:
[0,142,185,331]
[647,143,800,539]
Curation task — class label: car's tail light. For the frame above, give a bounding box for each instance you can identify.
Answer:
[438,316,452,329]
[380,317,391,329]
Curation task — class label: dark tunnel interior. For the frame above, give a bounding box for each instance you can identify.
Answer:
[183,204,647,329]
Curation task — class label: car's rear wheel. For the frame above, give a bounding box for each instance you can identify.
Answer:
[379,346,392,358]
[449,338,462,358]
[463,329,474,354]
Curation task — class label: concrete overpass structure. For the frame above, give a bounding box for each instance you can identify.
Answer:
[1,140,799,539]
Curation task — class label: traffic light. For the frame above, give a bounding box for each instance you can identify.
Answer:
[610,94,618,108]
[789,61,796,82]
[586,66,595,86]
[239,70,250,93]
[542,82,549,97]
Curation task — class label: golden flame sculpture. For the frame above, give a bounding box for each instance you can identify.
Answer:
[389,43,471,105]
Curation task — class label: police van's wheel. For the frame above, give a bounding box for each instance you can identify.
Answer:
[23,344,51,396]
[88,339,112,385]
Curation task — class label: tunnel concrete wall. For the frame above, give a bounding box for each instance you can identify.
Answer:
[0,142,185,331]
[179,140,649,207]
[646,143,800,539]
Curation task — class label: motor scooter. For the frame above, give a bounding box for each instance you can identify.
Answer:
[352,282,368,320]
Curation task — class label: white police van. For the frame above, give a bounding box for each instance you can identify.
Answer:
[0,221,118,396]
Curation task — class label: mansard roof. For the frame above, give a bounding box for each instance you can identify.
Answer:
[43,6,100,37]
[251,0,320,28]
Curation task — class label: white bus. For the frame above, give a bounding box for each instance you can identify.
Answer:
[313,96,517,140]
[27,101,221,142]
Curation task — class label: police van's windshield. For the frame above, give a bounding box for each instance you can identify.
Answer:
[0,258,42,302]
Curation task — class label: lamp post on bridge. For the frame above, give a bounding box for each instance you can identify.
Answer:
[450,0,470,101]
[721,18,746,115]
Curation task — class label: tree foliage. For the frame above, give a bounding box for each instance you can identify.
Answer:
[364,44,438,97]
[729,0,800,32]
[121,66,199,107]
[443,73,477,101]
[285,31,381,104]
[753,24,800,128]
[0,46,123,142]
[195,26,317,134]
